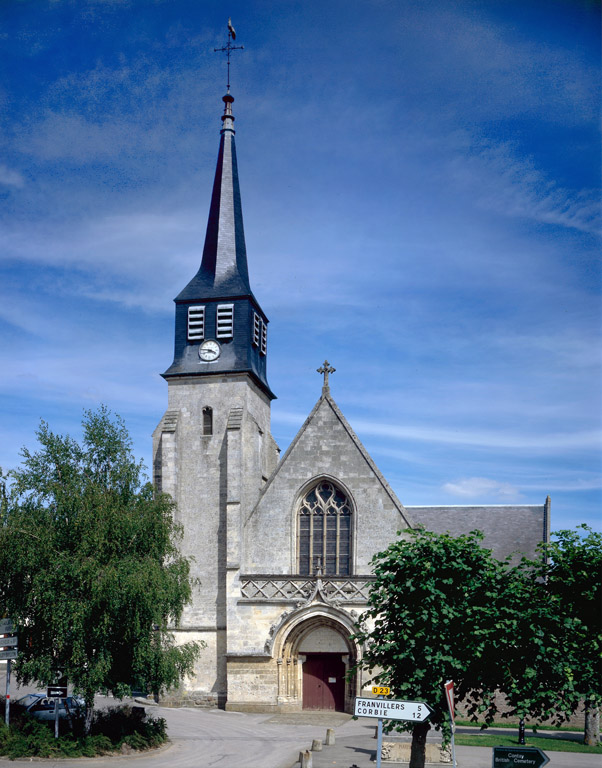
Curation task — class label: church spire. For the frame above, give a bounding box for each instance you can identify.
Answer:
[176,91,252,301]
[164,78,274,399]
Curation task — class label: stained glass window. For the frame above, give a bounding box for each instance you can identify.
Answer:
[298,481,352,575]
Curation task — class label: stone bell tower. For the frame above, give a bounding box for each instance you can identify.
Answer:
[153,88,278,706]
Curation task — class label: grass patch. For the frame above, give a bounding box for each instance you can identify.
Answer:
[455,718,581,732]
[0,700,167,760]
[455,731,602,754]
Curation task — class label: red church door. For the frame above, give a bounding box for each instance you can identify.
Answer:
[302,653,346,710]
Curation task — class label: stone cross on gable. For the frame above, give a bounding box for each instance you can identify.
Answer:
[317,360,335,393]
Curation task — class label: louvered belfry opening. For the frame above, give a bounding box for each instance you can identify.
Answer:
[298,481,352,576]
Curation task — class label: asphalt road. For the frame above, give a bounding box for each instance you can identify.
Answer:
[1,667,600,767]
[0,704,599,768]
[0,701,329,768]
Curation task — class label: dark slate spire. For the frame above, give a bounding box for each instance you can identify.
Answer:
[163,91,274,400]
[176,93,253,301]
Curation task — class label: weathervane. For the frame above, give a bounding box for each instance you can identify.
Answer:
[317,360,336,393]
[214,18,244,92]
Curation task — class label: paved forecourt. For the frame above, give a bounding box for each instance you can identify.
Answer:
[0,670,599,768]
[0,708,598,768]
[290,716,601,768]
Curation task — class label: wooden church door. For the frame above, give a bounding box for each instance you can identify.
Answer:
[302,653,346,710]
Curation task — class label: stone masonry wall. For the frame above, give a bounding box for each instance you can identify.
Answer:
[243,394,411,576]
[153,373,276,701]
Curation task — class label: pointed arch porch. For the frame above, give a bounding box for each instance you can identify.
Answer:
[272,604,361,712]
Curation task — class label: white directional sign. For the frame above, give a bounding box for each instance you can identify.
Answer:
[0,619,14,633]
[0,649,18,661]
[0,636,18,648]
[354,697,433,722]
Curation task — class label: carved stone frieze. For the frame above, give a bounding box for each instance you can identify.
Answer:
[240,575,373,604]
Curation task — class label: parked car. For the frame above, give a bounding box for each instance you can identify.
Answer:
[15,693,84,722]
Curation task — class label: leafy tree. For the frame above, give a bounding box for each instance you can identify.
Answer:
[537,526,602,745]
[353,528,583,768]
[0,408,201,733]
[477,558,581,729]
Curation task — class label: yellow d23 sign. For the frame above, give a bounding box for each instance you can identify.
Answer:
[371,686,391,696]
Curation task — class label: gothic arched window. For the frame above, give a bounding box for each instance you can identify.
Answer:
[298,481,352,576]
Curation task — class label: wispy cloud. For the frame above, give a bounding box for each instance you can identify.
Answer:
[442,477,521,500]
[447,140,600,234]
[1,210,202,308]
[273,409,601,452]
[398,3,597,125]
[0,164,24,188]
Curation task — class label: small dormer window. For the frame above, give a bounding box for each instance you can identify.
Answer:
[260,321,267,356]
[252,312,261,347]
[216,304,234,339]
[187,306,205,341]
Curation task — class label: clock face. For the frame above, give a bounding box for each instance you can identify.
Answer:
[199,340,220,362]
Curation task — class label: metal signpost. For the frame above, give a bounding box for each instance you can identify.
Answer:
[492,746,549,768]
[48,673,68,739]
[444,680,457,768]
[355,690,434,768]
[0,618,17,727]
[48,682,69,737]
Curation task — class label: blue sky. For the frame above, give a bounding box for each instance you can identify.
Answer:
[1,0,600,533]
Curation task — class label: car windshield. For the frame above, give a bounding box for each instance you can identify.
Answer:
[16,694,42,707]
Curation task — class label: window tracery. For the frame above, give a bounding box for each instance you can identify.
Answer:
[298,481,352,576]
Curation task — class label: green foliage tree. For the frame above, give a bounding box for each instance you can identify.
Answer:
[0,407,201,733]
[353,528,583,768]
[537,526,602,745]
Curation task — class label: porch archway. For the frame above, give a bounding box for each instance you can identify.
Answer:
[272,606,360,712]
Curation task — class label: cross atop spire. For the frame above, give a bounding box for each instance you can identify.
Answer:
[317,360,336,394]
[214,18,244,94]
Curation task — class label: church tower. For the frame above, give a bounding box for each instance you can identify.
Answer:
[153,89,279,706]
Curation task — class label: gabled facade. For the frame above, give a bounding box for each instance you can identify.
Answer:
[153,89,550,712]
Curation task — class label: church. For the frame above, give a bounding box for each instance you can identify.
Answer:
[152,87,550,713]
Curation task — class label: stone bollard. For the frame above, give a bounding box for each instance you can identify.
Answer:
[325,727,335,746]
[300,749,313,768]
[311,738,323,751]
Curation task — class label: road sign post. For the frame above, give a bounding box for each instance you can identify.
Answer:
[1,619,17,727]
[492,746,549,768]
[376,696,384,768]
[355,695,434,768]
[354,697,433,722]
[370,684,392,768]
[444,680,457,768]
[4,659,11,727]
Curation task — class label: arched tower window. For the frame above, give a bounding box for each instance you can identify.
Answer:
[202,406,213,436]
[298,481,352,576]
